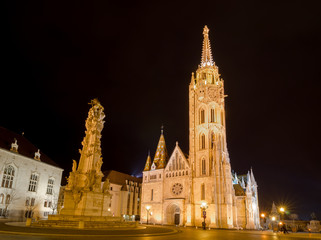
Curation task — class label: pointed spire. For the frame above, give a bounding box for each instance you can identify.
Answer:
[250,168,256,184]
[271,201,278,214]
[143,151,152,171]
[152,127,168,169]
[241,176,245,189]
[201,25,214,67]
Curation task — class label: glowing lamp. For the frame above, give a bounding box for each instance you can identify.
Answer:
[261,213,265,218]
[280,207,285,212]
[146,206,151,211]
[272,216,276,221]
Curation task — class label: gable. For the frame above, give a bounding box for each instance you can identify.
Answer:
[164,144,190,178]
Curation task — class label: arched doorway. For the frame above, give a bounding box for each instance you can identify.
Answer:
[166,204,180,225]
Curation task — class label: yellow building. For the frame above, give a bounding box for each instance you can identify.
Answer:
[141,26,260,229]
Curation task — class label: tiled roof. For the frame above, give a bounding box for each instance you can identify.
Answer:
[233,184,245,196]
[152,133,168,169]
[0,127,61,168]
[102,170,142,190]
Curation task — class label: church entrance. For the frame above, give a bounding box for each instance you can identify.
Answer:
[166,204,181,225]
[174,213,180,225]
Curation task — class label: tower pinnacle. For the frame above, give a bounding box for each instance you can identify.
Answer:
[201,25,214,67]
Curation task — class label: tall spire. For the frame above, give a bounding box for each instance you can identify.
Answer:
[152,127,168,169]
[143,151,152,171]
[201,25,214,67]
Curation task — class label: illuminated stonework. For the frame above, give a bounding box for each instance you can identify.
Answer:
[141,26,260,229]
[58,98,112,217]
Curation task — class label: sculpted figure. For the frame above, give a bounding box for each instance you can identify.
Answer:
[72,160,77,172]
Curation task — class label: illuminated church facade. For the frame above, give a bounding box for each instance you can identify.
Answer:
[141,26,260,229]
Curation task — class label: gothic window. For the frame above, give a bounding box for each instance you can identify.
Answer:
[200,109,205,124]
[169,164,172,171]
[221,111,224,126]
[0,194,4,204]
[201,184,205,200]
[166,173,168,178]
[30,198,35,206]
[211,132,215,149]
[44,201,47,207]
[200,134,205,149]
[179,157,182,170]
[202,159,206,175]
[25,197,30,206]
[46,178,54,195]
[186,170,188,175]
[151,189,153,201]
[210,108,215,122]
[182,161,185,170]
[1,165,15,188]
[28,174,38,192]
[5,194,10,204]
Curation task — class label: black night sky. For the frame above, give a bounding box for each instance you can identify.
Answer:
[3,1,321,220]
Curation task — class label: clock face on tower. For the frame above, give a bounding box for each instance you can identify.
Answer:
[172,183,183,195]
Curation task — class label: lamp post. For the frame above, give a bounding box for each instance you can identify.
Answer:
[200,202,208,230]
[146,206,151,225]
[279,207,285,220]
[260,213,266,230]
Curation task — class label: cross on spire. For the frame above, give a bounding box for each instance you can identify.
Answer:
[201,25,214,67]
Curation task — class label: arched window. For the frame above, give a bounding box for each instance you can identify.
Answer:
[201,184,205,200]
[200,134,205,149]
[201,159,206,175]
[0,194,4,204]
[210,108,215,122]
[5,194,10,204]
[2,165,15,188]
[179,157,182,170]
[211,132,215,149]
[25,197,30,206]
[200,109,205,124]
[221,111,224,126]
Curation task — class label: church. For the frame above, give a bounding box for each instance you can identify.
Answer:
[141,26,260,229]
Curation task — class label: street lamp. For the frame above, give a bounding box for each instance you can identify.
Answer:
[279,207,285,220]
[146,206,151,225]
[200,202,208,230]
[260,213,266,229]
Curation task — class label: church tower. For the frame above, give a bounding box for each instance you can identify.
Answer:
[189,26,234,228]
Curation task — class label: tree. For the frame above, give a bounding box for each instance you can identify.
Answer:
[1,188,20,218]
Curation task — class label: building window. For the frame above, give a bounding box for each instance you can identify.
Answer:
[211,133,215,149]
[28,174,38,192]
[46,178,54,195]
[0,194,4,204]
[25,197,30,206]
[221,111,224,126]
[1,165,15,188]
[202,159,206,175]
[44,212,49,217]
[200,109,205,124]
[44,201,47,207]
[48,201,52,208]
[210,108,215,122]
[201,184,205,200]
[30,198,35,206]
[5,195,10,204]
[151,189,154,201]
[200,134,205,149]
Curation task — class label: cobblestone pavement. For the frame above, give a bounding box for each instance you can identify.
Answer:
[0,222,320,240]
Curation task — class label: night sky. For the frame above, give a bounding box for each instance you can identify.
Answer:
[3,1,321,220]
